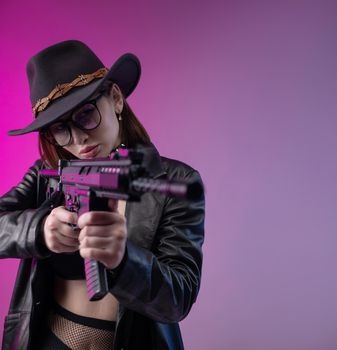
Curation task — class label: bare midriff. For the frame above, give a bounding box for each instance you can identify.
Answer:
[53,277,119,320]
[52,200,126,321]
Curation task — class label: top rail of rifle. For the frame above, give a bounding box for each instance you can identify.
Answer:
[62,159,133,168]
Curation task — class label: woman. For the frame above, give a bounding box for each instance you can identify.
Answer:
[0,40,205,350]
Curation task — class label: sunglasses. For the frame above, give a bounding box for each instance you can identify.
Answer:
[40,94,103,147]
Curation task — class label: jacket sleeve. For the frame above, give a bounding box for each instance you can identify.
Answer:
[0,160,52,259]
[109,170,205,323]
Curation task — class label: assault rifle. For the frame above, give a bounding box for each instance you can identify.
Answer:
[40,147,202,301]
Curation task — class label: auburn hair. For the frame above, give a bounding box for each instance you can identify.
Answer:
[38,82,151,169]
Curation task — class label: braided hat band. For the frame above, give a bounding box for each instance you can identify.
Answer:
[32,68,108,116]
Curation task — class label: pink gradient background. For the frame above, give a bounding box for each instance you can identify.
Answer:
[1,1,337,349]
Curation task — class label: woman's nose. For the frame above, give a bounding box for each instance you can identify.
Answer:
[70,125,89,144]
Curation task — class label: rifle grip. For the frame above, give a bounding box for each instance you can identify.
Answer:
[85,194,110,301]
[85,258,108,301]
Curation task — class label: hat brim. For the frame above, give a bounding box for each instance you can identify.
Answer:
[8,53,140,136]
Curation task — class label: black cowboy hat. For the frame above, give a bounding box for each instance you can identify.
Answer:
[8,40,141,136]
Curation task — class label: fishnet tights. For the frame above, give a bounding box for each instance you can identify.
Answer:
[47,310,115,350]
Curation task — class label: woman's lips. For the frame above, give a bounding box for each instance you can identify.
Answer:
[79,145,100,158]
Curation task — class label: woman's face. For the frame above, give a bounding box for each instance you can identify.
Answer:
[60,84,123,159]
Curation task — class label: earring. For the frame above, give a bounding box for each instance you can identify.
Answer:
[117,113,122,121]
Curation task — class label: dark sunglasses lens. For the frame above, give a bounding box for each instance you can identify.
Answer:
[72,103,100,130]
[48,124,71,146]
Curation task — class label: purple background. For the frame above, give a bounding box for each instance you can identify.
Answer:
[1,1,337,349]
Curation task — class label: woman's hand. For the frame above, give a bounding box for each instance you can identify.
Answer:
[78,199,127,269]
[43,206,80,253]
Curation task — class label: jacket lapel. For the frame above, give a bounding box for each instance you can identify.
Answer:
[125,144,167,250]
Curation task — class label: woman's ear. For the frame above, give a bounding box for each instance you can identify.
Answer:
[110,83,124,114]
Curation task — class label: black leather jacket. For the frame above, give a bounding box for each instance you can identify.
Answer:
[0,145,205,350]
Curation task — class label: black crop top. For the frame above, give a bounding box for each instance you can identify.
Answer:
[46,251,86,280]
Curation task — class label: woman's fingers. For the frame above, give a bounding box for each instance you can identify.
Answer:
[78,211,127,269]
[43,206,80,253]
[51,206,78,225]
[78,222,125,241]
[77,211,125,229]
[47,240,79,254]
[79,235,124,249]
[79,247,125,269]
